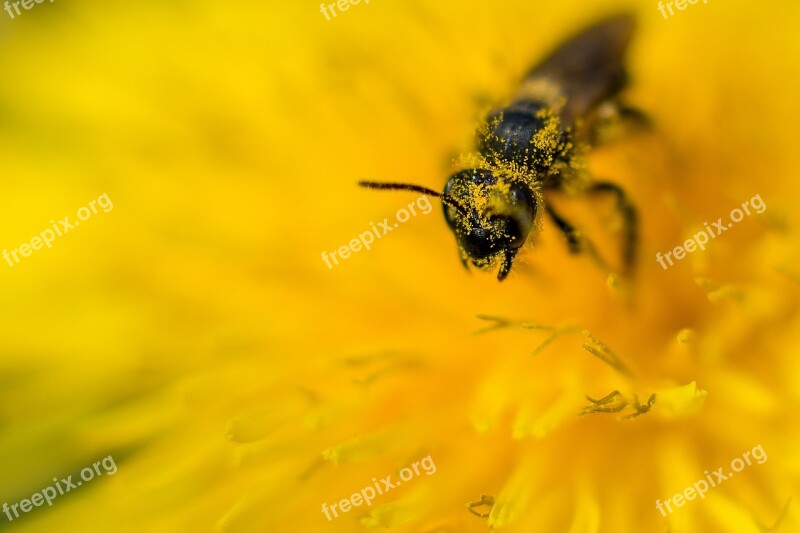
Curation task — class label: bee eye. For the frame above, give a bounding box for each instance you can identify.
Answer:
[504,184,536,248]
[506,218,526,248]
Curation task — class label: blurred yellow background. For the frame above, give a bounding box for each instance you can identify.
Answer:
[0,0,799,531]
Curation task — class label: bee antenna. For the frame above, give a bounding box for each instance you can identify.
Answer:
[358,180,467,216]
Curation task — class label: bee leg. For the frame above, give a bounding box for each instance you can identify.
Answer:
[587,101,652,144]
[588,181,638,275]
[497,247,518,281]
[617,103,652,129]
[544,203,582,254]
[544,202,611,273]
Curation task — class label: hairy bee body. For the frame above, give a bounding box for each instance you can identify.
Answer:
[361,14,640,281]
[478,100,574,180]
[476,13,634,183]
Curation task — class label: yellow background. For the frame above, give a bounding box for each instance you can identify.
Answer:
[0,0,799,531]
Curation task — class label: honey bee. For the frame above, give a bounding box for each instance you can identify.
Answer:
[360,14,641,281]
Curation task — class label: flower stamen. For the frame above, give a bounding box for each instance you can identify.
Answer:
[467,494,495,518]
[580,391,656,420]
[581,330,632,376]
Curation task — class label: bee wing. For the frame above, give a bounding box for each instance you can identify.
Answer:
[520,14,636,126]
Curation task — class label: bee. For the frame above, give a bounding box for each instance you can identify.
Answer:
[360,14,641,281]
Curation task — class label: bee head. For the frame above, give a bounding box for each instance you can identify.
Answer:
[442,169,537,280]
[358,171,536,281]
